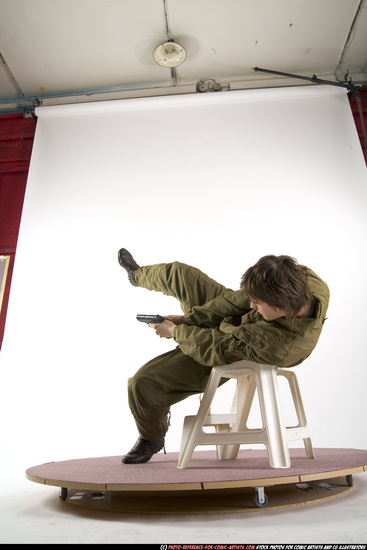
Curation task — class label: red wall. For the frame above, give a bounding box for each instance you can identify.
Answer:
[0,114,36,348]
[348,90,367,164]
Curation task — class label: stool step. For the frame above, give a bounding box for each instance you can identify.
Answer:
[204,414,237,426]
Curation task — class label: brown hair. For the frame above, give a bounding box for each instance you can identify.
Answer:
[240,255,314,318]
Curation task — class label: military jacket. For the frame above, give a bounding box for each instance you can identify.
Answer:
[173,266,329,368]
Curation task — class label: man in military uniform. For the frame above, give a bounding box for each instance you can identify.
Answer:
[117,249,329,464]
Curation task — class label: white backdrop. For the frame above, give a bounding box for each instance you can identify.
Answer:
[1,86,366,481]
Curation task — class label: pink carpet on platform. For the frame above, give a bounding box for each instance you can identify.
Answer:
[26,448,367,486]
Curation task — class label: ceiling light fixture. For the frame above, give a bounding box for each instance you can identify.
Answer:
[153,41,186,68]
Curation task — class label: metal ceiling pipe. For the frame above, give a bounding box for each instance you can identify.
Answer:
[335,0,366,83]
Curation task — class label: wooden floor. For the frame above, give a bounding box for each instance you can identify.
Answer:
[26,447,367,514]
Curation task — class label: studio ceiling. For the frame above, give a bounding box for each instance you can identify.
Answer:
[0,0,366,113]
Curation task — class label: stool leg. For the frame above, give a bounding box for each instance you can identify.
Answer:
[217,373,256,460]
[256,367,290,468]
[279,370,314,459]
[177,368,223,469]
[303,437,314,459]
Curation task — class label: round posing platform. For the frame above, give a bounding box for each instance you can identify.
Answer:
[26,448,367,514]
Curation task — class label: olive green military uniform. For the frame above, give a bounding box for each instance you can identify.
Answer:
[128,261,329,442]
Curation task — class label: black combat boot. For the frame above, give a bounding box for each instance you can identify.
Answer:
[121,436,165,464]
[117,248,140,287]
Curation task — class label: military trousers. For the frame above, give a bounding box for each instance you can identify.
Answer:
[128,262,228,442]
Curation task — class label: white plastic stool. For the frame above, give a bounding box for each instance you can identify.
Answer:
[177,359,314,469]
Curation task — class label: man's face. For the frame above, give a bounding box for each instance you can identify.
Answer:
[250,299,286,321]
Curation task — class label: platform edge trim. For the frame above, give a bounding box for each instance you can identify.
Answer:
[300,466,364,482]
[202,475,300,490]
[105,482,203,491]
[25,473,46,485]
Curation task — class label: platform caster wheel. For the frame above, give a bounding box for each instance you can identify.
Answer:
[59,487,68,500]
[253,487,268,508]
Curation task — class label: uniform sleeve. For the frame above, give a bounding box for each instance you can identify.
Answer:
[173,324,276,367]
[186,289,251,328]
